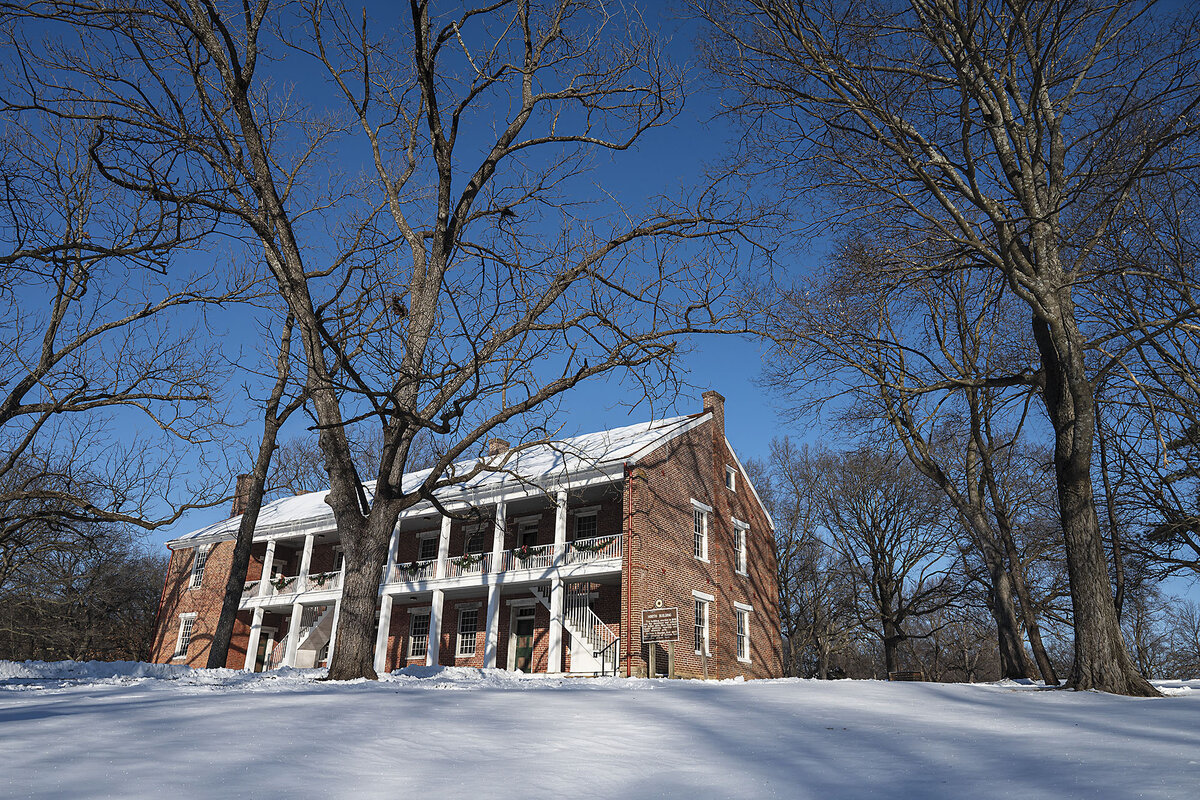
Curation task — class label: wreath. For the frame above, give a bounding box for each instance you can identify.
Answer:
[512,544,537,562]
[454,552,483,568]
[270,575,296,591]
[397,560,424,577]
[572,537,615,553]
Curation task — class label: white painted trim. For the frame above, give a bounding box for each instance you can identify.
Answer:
[505,597,539,608]
[733,601,753,612]
[692,589,716,602]
[731,517,749,529]
[455,601,483,610]
[725,464,737,492]
[515,513,543,525]
[734,604,752,663]
[569,505,600,516]
[626,412,712,465]
[173,612,198,659]
[690,498,713,513]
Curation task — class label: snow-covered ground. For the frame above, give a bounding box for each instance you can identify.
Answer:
[2,663,1198,799]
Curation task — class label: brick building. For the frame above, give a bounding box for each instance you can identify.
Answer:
[151,391,783,679]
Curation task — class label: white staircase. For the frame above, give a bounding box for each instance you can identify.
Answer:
[530,585,619,675]
[266,606,335,669]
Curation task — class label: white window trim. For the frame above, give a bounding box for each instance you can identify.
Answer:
[691,500,710,563]
[572,507,600,540]
[416,531,439,561]
[456,608,480,657]
[732,518,750,576]
[188,545,212,590]
[173,613,198,659]
[725,465,737,492]
[408,610,432,660]
[734,602,753,663]
[692,592,713,656]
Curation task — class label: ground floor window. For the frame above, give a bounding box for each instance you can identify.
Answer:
[735,605,751,662]
[409,612,431,659]
[174,614,197,658]
[694,598,710,655]
[457,608,479,657]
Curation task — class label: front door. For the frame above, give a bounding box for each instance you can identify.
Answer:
[514,607,535,672]
[254,629,276,673]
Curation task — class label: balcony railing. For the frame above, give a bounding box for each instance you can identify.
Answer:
[385,535,624,585]
[243,570,343,601]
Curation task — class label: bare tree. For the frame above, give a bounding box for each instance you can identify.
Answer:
[802,447,963,675]
[699,0,1200,695]
[11,0,757,678]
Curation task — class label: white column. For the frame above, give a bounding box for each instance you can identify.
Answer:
[491,502,507,571]
[244,607,265,672]
[326,561,347,664]
[284,600,303,667]
[428,589,445,667]
[373,594,394,673]
[484,585,501,668]
[383,524,400,586]
[257,540,276,597]
[297,533,315,592]
[435,514,451,578]
[548,490,568,673]
[548,577,564,673]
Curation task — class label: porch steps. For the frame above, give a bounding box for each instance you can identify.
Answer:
[529,586,619,675]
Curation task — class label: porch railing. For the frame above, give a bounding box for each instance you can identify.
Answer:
[499,542,556,571]
[563,534,624,566]
[391,558,438,583]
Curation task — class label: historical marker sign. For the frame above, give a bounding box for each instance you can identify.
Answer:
[641,607,679,643]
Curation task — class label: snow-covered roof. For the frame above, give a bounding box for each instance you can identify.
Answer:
[170,412,708,547]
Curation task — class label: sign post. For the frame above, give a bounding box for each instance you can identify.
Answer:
[641,607,679,678]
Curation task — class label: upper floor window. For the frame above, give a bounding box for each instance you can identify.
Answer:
[518,519,540,547]
[725,465,737,491]
[691,501,710,561]
[733,519,749,575]
[464,527,486,555]
[418,534,438,561]
[189,545,211,589]
[573,511,598,541]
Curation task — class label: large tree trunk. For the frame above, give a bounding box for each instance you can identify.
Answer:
[206,471,268,669]
[1032,308,1159,696]
[987,568,1034,680]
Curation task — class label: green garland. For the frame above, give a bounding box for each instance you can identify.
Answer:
[269,575,296,591]
[454,552,484,568]
[308,571,338,587]
[572,537,615,553]
[397,560,425,576]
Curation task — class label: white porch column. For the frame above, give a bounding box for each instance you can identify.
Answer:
[244,606,265,672]
[435,514,452,578]
[325,561,347,664]
[297,533,315,592]
[491,502,507,571]
[284,600,303,667]
[257,539,276,598]
[382,524,400,586]
[548,490,568,673]
[483,502,506,668]
[428,589,445,667]
[373,594,394,673]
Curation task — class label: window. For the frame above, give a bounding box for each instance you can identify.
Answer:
[691,502,709,561]
[573,512,598,541]
[693,597,710,655]
[418,535,438,561]
[735,603,753,662]
[188,545,211,589]
[174,614,197,658]
[725,465,737,491]
[518,520,539,547]
[464,527,486,555]
[734,520,749,575]
[408,612,431,659]
[457,608,479,657]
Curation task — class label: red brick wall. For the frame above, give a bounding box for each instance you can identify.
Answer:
[623,405,783,679]
[150,540,252,669]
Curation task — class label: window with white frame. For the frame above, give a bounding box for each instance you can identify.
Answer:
[409,612,431,659]
[693,595,711,655]
[188,545,211,589]
[518,519,539,547]
[464,526,486,555]
[735,603,752,662]
[725,465,737,491]
[418,534,438,561]
[733,519,749,575]
[573,510,598,541]
[692,501,709,561]
[174,613,197,658]
[457,608,479,657]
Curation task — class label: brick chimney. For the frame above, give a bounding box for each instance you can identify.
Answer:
[231,473,254,517]
[487,437,511,457]
[702,389,726,440]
